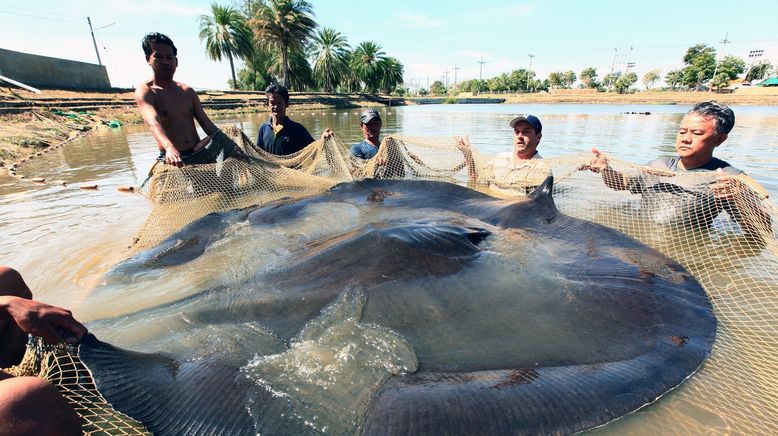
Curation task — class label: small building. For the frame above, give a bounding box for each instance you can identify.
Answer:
[0,48,111,90]
[757,77,778,87]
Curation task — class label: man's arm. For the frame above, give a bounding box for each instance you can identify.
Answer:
[583,148,634,191]
[190,88,219,136]
[135,86,183,167]
[713,170,773,241]
[455,136,479,182]
[0,296,87,345]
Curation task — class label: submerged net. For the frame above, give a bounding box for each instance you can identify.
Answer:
[4,129,777,434]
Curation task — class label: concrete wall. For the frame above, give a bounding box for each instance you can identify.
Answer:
[0,48,110,90]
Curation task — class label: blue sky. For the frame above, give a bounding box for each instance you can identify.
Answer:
[1,0,776,89]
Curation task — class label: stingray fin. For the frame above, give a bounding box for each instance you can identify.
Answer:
[79,334,257,436]
[527,175,557,223]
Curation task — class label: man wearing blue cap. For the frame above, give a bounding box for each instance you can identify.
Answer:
[350,109,383,159]
[457,114,549,188]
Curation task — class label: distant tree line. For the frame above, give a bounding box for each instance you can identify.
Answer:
[429,44,776,96]
[198,0,405,93]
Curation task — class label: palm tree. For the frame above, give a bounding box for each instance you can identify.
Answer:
[267,47,314,91]
[310,27,350,93]
[350,41,386,92]
[379,57,404,94]
[251,0,317,90]
[199,3,254,89]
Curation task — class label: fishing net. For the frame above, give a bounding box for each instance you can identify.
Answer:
[4,130,777,435]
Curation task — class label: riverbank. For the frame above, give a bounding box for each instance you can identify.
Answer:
[469,87,778,105]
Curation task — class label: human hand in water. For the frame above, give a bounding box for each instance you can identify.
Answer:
[1,296,88,345]
[320,128,335,141]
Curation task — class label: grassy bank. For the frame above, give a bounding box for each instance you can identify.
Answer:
[467,88,778,105]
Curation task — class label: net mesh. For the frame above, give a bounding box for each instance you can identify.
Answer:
[4,129,777,434]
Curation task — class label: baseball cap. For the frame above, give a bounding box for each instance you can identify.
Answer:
[360,109,381,124]
[509,114,542,133]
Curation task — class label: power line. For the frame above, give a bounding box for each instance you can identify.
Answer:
[0,8,81,24]
[0,2,83,18]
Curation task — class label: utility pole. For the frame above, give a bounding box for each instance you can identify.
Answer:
[744,49,764,83]
[527,51,535,92]
[609,47,618,76]
[710,31,730,91]
[452,65,460,88]
[87,17,102,66]
[478,57,486,93]
[443,67,449,89]
[625,46,634,73]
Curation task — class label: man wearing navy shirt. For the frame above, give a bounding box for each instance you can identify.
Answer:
[256,84,332,155]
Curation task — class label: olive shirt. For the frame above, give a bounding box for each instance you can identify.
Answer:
[256,117,314,155]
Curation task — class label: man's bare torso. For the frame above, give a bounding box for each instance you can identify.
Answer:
[140,80,201,153]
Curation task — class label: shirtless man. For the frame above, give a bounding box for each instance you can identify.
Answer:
[1,266,87,436]
[135,33,224,167]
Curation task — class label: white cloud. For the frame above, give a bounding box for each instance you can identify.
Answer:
[504,4,535,16]
[457,50,489,60]
[398,13,441,28]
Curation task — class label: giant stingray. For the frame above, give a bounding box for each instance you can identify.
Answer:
[83,177,717,435]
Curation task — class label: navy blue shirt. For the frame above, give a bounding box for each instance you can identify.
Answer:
[350,140,380,159]
[256,117,315,155]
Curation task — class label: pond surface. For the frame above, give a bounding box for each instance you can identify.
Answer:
[1,103,776,434]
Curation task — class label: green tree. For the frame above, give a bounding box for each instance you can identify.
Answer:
[251,0,317,90]
[430,80,447,95]
[547,71,564,89]
[267,47,313,90]
[745,61,773,82]
[231,47,274,90]
[561,70,576,88]
[488,73,509,92]
[680,44,716,89]
[580,67,599,89]
[310,27,350,92]
[507,69,531,91]
[665,70,683,90]
[199,3,254,89]
[712,55,746,90]
[642,69,661,90]
[350,41,386,92]
[602,72,620,91]
[614,72,637,93]
[378,57,404,94]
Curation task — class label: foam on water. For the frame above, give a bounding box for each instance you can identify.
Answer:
[243,289,418,434]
